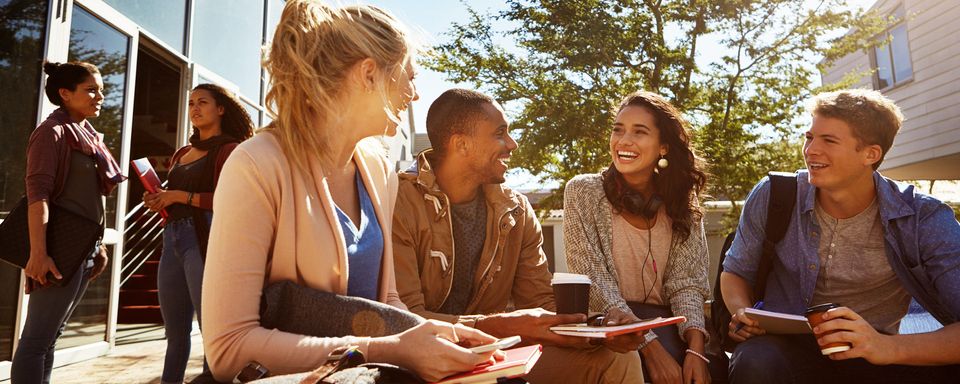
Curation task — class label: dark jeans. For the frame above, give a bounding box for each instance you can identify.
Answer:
[729,334,960,384]
[628,302,729,383]
[159,215,210,383]
[11,248,95,384]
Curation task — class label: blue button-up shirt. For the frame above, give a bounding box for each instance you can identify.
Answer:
[723,170,960,325]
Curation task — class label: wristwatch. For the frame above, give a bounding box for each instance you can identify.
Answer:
[236,361,268,383]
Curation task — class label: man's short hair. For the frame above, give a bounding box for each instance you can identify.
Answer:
[426,88,496,156]
[807,89,904,170]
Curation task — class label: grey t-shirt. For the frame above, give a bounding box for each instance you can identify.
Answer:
[811,199,911,335]
[438,192,487,315]
[56,151,103,224]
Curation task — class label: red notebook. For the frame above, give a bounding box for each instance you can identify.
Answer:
[550,316,686,338]
[433,344,542,384]
[131,157,168,219]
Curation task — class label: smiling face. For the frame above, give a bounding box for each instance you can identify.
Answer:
[60,73,104,121]
[189,88,224,131]
[610,105,667,181]
[803,115,881,191]
[462,102,517,184]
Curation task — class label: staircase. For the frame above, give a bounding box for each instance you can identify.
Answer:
[118,200,165,324]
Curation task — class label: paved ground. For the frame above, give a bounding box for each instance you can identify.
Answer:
[49,323,204,384]
[8,302,942,384]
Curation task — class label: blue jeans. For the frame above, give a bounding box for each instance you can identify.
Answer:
[11,247,95,384]
[729,334,960,384]
[158,215,209,383]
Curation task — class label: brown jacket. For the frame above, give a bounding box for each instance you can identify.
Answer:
[392,150,555,325]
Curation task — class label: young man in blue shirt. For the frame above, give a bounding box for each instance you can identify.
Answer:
[720,89,960,383]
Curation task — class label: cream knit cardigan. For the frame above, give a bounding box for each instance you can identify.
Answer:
[563,173,710,343]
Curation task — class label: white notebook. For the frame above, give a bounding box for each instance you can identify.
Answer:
[743,308,813,334]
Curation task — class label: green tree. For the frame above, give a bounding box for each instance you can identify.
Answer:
[427,0,885,214]
[0,0,47,214]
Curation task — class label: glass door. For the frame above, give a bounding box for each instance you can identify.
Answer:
[59,3,132,349]
[35,0,140,352]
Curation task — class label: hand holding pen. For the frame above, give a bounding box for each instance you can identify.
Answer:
[729,301,765,342]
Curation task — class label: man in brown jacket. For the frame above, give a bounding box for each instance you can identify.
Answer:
[392,89,646,383]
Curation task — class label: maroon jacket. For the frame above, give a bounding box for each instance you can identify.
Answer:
[26,109,87,204]
[167,143,239,211]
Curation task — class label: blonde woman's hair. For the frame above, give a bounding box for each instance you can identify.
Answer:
[263,0,414,171]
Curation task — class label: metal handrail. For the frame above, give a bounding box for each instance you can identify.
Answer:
[119,200,165,286]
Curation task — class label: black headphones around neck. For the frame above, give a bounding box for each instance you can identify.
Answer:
[621,189,662,220]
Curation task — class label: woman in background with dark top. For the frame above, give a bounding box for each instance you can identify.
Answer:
[14,61,125,384]
[142,83,253,384]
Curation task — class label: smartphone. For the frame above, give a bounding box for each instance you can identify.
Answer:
[468,335,521,354]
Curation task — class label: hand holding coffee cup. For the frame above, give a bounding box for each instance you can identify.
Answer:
[805,303,852,355]
[551,273,591,317]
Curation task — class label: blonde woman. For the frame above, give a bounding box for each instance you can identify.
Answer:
[201,1,498,382]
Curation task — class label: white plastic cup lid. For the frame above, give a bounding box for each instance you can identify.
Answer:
[551,272,591,285]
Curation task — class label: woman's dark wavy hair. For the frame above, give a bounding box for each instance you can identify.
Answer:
[192,83,255,140]
[43,61,99,106]
[602,91,708,242]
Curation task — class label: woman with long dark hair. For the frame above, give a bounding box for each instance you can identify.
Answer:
[564,91,717,384]
[14,61,125,383]
[142,83,253,384]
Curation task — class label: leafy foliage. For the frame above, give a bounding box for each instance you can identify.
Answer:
[427,0,886,216]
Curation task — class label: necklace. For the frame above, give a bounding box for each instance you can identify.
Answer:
[817,206,842,238]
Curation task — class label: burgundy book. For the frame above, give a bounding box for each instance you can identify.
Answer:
[433,344,542,384]
[131,157,168,219]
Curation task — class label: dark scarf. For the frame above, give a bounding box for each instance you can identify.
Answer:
[186,132,240,260]
[189,131,240,150]
[53,108,127,195]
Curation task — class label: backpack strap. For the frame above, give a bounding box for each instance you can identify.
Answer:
[754,172,798,299]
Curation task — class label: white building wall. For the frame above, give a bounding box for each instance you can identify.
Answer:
[821,0,960,180]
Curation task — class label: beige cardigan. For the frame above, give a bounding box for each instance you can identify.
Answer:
[202,132,404,381]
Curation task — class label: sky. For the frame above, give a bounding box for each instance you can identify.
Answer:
[362,0,881,189]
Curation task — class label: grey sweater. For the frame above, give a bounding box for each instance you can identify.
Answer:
[563,174,710,343]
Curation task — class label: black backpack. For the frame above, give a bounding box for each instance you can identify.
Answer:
[711,172,797,351]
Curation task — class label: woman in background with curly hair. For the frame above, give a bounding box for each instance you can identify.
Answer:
[143,83,253,384]
[564,91,719,384]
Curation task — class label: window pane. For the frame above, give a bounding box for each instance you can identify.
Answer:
[192,0,265,101]
[890,25,912,83]
[266,0,284,45]
[103,0,187,53]
[0,0,49,361]
[243,100,261,127]
[65,4,132,350]
[874,44,893,89]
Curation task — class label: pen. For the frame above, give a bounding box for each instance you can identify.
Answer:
[734,300,764,333]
